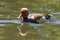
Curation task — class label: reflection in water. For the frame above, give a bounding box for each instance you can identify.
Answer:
[0,20,60,27]
[0,14,3,16]
[0,24,6,26]
[48,12,60,24]
[0,36,9,39]
[37,29,44,32]
[28,23,43,26]
[48,20,60,24]
[0,20,21,24]
[53,12,60,14]
[0,20,43,26]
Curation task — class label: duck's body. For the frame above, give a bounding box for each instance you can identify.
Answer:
[28,13,44,20]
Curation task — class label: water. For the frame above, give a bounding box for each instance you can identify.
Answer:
[48,20,60,24]
[0,24,6,26]
[0,0,60,40]
[0,20,60,27]
[0,20,43,27]
[28,23,43,26]
[0,15,60,40]
[53,12,60,14]
[0,20,20,24]
[0,19,60,27]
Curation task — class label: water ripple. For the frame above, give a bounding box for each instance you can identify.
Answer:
[0,24,6,26]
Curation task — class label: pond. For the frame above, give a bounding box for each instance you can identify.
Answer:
[0,12,60,40]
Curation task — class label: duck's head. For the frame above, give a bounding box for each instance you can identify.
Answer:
[20,8,29,14]
[20,8,29,17]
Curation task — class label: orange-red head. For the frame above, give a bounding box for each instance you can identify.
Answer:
[20,8,29,18]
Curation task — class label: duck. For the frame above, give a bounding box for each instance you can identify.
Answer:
[17,8,53,36]
[18,8,53,23]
